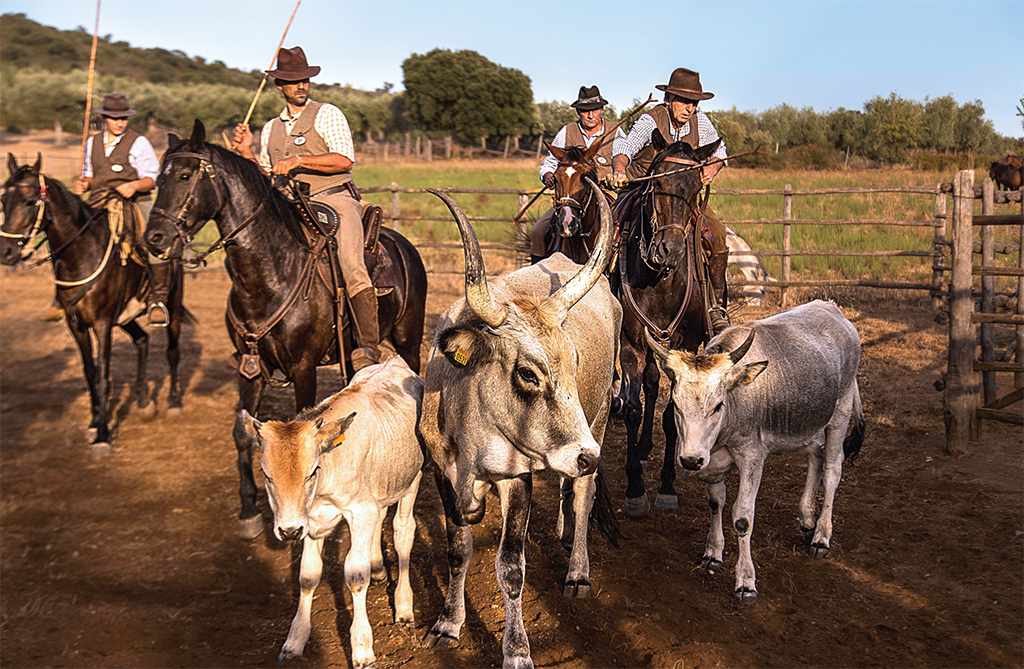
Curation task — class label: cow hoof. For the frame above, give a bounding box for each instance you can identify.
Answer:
[238,515,265,540]
[654,493,678,509]
[395,613,415,627]
[353,660,376,669]
[138,400,157,421]
[277,649,301,666]
[808,542,830,559]
[800,526,815,544]
[371,570,388,585]
[699,556,723,573]
[563,580,591,598]
[422,629,459,650]
[90,442,113,458]
[734,588,757,605]
[165,406,184,419]
[623,495,650,518]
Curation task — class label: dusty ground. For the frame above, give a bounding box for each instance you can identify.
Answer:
[1,259,1022,669]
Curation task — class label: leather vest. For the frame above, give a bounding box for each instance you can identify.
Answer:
[564,121,615,181]
[90,128,150,202]
[267,100,353,195]
[626,104,701,179]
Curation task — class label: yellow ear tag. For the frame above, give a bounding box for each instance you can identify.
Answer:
[332,433,345,447]
[453,347,470,367]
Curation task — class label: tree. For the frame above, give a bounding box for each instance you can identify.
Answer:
[954,99,989,154]
[863,92,922,163]
[536,100,576,138]
[825,107,866,155]
[401,48,534,142]
[922,94,958,152]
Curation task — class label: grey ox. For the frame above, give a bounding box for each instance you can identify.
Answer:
[241,356,425,669]
[420,181,621,669]
[647,300,864,604]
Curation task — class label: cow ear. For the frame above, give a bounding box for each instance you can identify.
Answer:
[726,359,768,389]
[438,324,492,370]
[319,412,357,453]
[239,410,265,452]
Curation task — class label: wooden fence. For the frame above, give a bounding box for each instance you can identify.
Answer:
[358,134,548,162]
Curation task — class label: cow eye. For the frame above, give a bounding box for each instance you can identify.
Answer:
[306,466,320,482]
[516,367,539,386]
[711,402,723,415]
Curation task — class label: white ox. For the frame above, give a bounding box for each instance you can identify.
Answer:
[725,226,771,306]
[241,356,425,668]
[420,181,621,669]
[647,300,864,603]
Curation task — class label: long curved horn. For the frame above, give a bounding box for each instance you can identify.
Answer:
[643,328,672,361]
[729,330,756,364]
[553,176,614,310]
[427,188,507,327]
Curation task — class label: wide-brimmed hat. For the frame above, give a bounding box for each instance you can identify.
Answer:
[656,68,714,101]
[570,85,609,111]
[96,93,136,118]
[267,46,321,81]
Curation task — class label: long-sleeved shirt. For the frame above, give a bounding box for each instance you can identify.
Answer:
[539,122,627,181]
[81,130,159,180]
[613,109,727,163]
[258,101,355,173]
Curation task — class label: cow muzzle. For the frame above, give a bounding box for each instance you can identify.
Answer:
[276,524,306,541]
[577,451,600,476]
[680,455,705,471]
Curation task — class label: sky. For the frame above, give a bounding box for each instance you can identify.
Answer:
[2,0,1022,137]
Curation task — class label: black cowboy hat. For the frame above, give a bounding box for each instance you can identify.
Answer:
[96,93,137,118]
[570,85,609,111]
[656,68,714,101]
[267,46,321,81]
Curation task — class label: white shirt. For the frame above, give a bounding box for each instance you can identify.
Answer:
[613,109,727,164]
[81,130,160,180]
[258,101,355,173]
[539,121,628,181]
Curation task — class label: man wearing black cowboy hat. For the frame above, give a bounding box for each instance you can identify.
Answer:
[611,68,731,334]
[73,92,172,327]
[233,46,381,371]
[530,85,626,263]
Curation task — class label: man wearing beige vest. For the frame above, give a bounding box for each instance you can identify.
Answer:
[73,93,172,327]
[233,46,380,370]
[530,85,625,263]
[611,68,730,334]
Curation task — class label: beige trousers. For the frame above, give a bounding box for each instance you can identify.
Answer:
[314,191,373,297]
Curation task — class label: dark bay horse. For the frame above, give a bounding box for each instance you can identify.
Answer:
[541,143,617,265]
[1,154,187,456]
[143,121,427,539]
[611,132,723,517]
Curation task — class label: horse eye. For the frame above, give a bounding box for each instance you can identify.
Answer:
[517,368,539,386]
[178,172,191,182]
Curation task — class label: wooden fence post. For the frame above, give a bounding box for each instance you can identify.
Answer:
[516,193,530,268]
[404,132,411,157]
[980,178,996,407]
[932,183,948,309]
[389,182,401,233]
[1017,194,1024,391]
[782,183,792,307]
[536,135,544,159]
[415,136,422,159]
[945,170,976,455]
[445,135,452,159]
[383,143,389,161]
[503,135,511,159]
[426,139,433,162]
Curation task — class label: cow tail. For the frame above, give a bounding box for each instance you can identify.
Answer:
[589,466,623,547]
[843,379,865,461]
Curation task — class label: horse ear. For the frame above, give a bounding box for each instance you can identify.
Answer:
[167,133,184,152]
[546,142,566,161]
[7,153,17,176]
[188,119,206,147]
[32,152,42,173]
[696,138,723,162]
[652,128,667,152]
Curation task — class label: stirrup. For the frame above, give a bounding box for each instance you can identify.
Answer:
[708,305,730,335]
[147,302,170,328]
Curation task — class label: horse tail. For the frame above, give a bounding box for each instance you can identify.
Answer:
[181,306,198,327]
[843,378,865,462]
[589,466,623,547]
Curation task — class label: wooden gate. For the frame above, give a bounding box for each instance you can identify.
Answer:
[944,169,1024,454]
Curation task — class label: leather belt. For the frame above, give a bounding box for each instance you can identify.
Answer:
[314,182,360,201]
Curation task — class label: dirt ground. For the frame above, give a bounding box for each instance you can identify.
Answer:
[1,256,1022,669]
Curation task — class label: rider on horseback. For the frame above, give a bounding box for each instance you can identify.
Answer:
[610,68,731,335]
[530,85,626,264]
[73,93,173,328]
[233,46,381,371]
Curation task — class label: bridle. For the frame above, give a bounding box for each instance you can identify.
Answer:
[0,171,49,262]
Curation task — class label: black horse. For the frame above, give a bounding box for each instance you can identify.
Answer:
[611,132,723,517]
[143,120,428,539]
[540,143,617,265]
[1,154,187,456]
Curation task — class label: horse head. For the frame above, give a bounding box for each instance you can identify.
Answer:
[548,142,603,240]
[1,153,46,266]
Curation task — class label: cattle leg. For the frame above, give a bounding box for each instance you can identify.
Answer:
[561,473,595,597]
[799,447,825,543]
[423,470,473,650]
[701,480,727,572]
[731,455,765,604]
[234,375,267,539]
[279,535,324,664]
[494,474,534,669]
[393,471,422,625]
[371,512,387,585]
[808,391,856,559]
[655,403,678,509]
[120,320,154,419]
[345,506,383,669]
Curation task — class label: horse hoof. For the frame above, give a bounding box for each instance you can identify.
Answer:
[654,494,678,509]
[165,406,183,419]
[90,442,113,458]
[808,543,830,559]
[238,515,265,540]
[623,495,650,518]
[734,588,757,605]
[86,427,98,441]
[138,401,157,421]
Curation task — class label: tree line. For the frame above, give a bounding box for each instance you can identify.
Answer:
[2,12,1020,167]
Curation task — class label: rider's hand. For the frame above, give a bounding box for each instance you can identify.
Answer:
[609,171,627,189]
[541,172,556,189]
[271,156,303,175]
[115,182,138,199]
[72,177,90,195]
[233,124,253,149]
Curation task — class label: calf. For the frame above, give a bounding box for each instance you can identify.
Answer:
[647,300,864,603]
[241,356,425,668]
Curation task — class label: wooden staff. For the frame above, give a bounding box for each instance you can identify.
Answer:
[79,0,101,174]
[231,0,302,149]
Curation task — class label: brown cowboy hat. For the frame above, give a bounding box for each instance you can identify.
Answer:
[96,93,136,118]
[570,85,609,111]
[656,68,714,101]
[267,46,321,81]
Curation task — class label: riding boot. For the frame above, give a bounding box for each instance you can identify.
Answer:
[350,287,381,371]
[146,260,174,327]
[40,297,63,322]
[707,250,731,337]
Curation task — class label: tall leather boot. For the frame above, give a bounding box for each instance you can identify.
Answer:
[707,250,730,337]
[350,287,381,371]
[146,260,174,327]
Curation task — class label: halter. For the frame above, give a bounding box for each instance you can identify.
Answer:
[0,172,49,261]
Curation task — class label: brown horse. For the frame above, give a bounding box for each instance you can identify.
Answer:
[142,120,427,539]
[541,143,617,265]
[990,161,1023,190]
[1,154,187,456]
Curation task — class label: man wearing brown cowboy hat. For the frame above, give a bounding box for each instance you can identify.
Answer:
[530,85,626,262]
[611,68,731,334]
[73,92,172,327]
[233,46,380,371]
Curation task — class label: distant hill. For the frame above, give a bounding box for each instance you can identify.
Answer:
[0,12,262,88]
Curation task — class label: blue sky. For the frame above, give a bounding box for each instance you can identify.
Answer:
[3,0,1022,137]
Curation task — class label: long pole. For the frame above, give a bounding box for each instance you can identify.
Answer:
[232,0,301,148]
[79,0,101,174]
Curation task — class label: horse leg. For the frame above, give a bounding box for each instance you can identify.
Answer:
[638,351,661,465]
[620,342,649,518]
[655,401,678,509]
[163,262,184,417]
[234,374,267,539]
[291,363,317,413]
[67,319,101,441]
[119,320,155,420]
[89,321,115,457]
